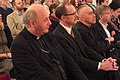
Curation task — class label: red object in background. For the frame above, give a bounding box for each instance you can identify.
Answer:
[0,73,10,80]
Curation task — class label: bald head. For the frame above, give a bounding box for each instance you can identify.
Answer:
[77,4,96,26]
[23,4,49,25]
[27,4,43,11]
[23,4,51,36]
[77,5,91,18]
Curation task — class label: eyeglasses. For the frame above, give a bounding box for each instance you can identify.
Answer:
[64,11,76,16]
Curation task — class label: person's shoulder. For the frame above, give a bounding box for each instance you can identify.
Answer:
[7,11,17,18]
[44,32,60,44]
[7,11,14,16]
[6,8,13,13]
[12,33,23,43]
[74,22,84,29]
[44,31,55,39]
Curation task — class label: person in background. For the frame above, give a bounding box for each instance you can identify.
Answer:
[109,1,120,32]
[23,0,30,11]
[95,5,120,58]
[29,0,41,5]
[7,0,24,39]
[0,14,13,75]
[86,0,96,14]
[97,0,109,6]
[52,0,60,4]
[11,4,89,80]
[77,0,86,7]
[0,0,13,48]
[43,0,52,11]
[49,3,59,31]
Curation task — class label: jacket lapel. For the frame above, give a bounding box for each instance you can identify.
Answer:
[21,28,54,66]
[97,22,108,38]
[58,24,75,45]
[41,32,64,62]
[73,29,88,57]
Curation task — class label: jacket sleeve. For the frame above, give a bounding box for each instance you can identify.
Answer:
[76,26,110,53]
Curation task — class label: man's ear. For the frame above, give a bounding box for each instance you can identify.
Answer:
[61,15,66,21]
[80,16,85,22]
[99,15,102,19]
[29,20,35,26]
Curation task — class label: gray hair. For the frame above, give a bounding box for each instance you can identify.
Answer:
[23,10,37,25]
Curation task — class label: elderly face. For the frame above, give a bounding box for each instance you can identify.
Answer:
[34,6,51,35]
[80,6,96,26]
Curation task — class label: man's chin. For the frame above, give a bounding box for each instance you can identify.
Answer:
[43,30,49,34]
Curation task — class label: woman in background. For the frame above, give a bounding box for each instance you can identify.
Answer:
[0,14,13,74]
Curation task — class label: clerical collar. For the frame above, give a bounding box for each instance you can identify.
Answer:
[25,28,41,40]
[60,22,72,35]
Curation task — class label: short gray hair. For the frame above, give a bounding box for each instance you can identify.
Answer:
[23,10,37,24]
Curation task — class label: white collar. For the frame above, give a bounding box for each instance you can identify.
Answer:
[60,22,72,35]
[99,20,108,29]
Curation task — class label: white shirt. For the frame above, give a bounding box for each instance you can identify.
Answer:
[60,22,72,35]
[99,21,111,38]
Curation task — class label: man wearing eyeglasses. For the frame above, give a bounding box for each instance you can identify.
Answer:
[53,2,119,80]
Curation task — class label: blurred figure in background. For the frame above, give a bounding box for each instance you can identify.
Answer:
[0,14,13,76]
[7,0,24,39]
[49,3,59,31]
[0,0,13,48]
[78,0,85,7]
[97,0,109,6]
[30,0,41,5]
[109,1,120,32]
[23,0,30,11]
[43,0,52,11]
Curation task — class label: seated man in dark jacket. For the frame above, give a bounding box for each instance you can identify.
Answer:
[53,3,119,80]
[75,5,120,62]
[74,5,120,80]
[11,4,89,80]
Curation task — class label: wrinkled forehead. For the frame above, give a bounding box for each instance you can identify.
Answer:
[82,6,93,14]
[37,7,50,19]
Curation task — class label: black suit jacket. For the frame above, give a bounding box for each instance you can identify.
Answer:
[74,21,120,64]
[74,21,111,56]
[94,21,120,42]
[94,21,120,53]
[53,24,104,73]
[11,28,88,80]
[53,24,119,80]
